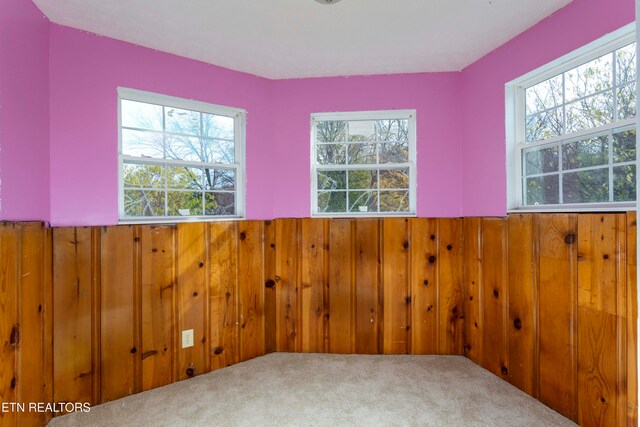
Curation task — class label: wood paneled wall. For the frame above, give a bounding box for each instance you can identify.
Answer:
[0,214,636,426]
[463,213,638,426]
[0,223,52,427]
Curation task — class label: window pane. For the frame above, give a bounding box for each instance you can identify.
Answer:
[167,166,202,190]
[165,107,200,136]
[379,191,409,212]
[613,129,636,163]
[563,168,609,203]
[562,136,609,170]
[565,53,613,101]
[379,141,409,163]
[205,192,236,215]
[376,119,408,142]
[204,168,236,190]
[348,121,376,142]
[124,189,165,217]
[317,144,346,165]
[122,129,164,159]
[123,163,164,188]
[317,121,346,142]
[165,135,202,162]
[348,191,377,213]
[614,165,636,202]
[318,191,346,213]
[121,100,163,131]
[523,146,558,175]
[525,175,559,205]
[167,191,203,216]
[348,170,377,190]
[617,83,636,120]
[347,143,376,164]
[565,92,613,133]
[318,170,346,190]
[203,114,234,140]
[203,138,235,164]
[380,169,409,189]
[525,108,562,143]
[616,43,636,84]
[525,75,563,115]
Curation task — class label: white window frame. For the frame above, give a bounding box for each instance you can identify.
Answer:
[506,23,637,212]
[117,87,246,224]
[310,110,417,217]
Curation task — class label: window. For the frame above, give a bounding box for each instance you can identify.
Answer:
[118,88,245,222]
[311,110,416,216]
[506,24,636,210]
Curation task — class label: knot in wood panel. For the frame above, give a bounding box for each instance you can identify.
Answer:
[402,241,409,249]
[213,346,223,355]
[513,318,522,330]
[265,279,276,288]
[501,366,508,376]
[428,255,437,264]
[239,232,247,240]
[447,244,453,251]
[9,324,19,347]
[563,233,576,244]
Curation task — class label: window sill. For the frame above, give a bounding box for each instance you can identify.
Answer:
[311,212,417,219]
[508,203,636,214]
[118,216,245,225]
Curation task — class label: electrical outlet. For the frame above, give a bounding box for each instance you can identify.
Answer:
[182,329,194,348]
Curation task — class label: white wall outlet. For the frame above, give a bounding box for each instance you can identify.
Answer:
[182,329,194,348]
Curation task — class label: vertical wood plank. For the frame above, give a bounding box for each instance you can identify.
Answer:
[437,218,464,355]
[17,223,47,426]
[577,214,622,426]
[42,226,54,424]
[100,226,136,402]
[626,211,637,426]
[275,219,300,352]
[329,219,354,354]
[481,218,509,379]
[263,221,277,354]
[538,214,578,420]
[238,221,264,361]
[140,225,175,391]
[410,218,438,355]
[209,222,239,369]
[354,219,380,354]
[176,222,208,380]
[463,218,483,365]
[382,218,409,355]
[507,214,537,396]
[300,218,327,353]
[0,224,18,426]
[53,227,94,405]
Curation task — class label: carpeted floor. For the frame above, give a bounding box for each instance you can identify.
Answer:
[48,353,576,427]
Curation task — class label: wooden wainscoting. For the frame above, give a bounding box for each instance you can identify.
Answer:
[463,213,638,426]
[0,214,636,426]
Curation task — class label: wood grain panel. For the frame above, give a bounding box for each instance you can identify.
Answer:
[52,227,94,405]
[329,219,354,354]
[275,219,300,352]
[462,218,483,365]
[382,218,409,355]
[238,221,264,361]
[100,226,136,402]
[354,219,380,354]
[437,218,464,355]
[626,211,638,426]
[410,218,438,355]
[481,218,508,379]
[140,226,175,391]
[176,222,208,380]
[0,224,18,426]
[538,214,577,420]
[507,214,537,396]
[209,222,239,369]
[263,221,277,354]
[300,218,327,353]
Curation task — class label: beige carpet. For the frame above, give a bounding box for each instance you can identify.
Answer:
[48,353,576,427]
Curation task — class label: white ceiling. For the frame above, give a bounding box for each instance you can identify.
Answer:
[33,0,573,79]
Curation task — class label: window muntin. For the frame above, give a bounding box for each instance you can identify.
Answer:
[513,33,636,209]
[118,89,245,222]
[311,111,416,216]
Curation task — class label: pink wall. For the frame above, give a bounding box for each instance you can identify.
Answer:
[0,0,50,221]
[271,74,462,218]
[49,25,275,226]
[460,0,635,216]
